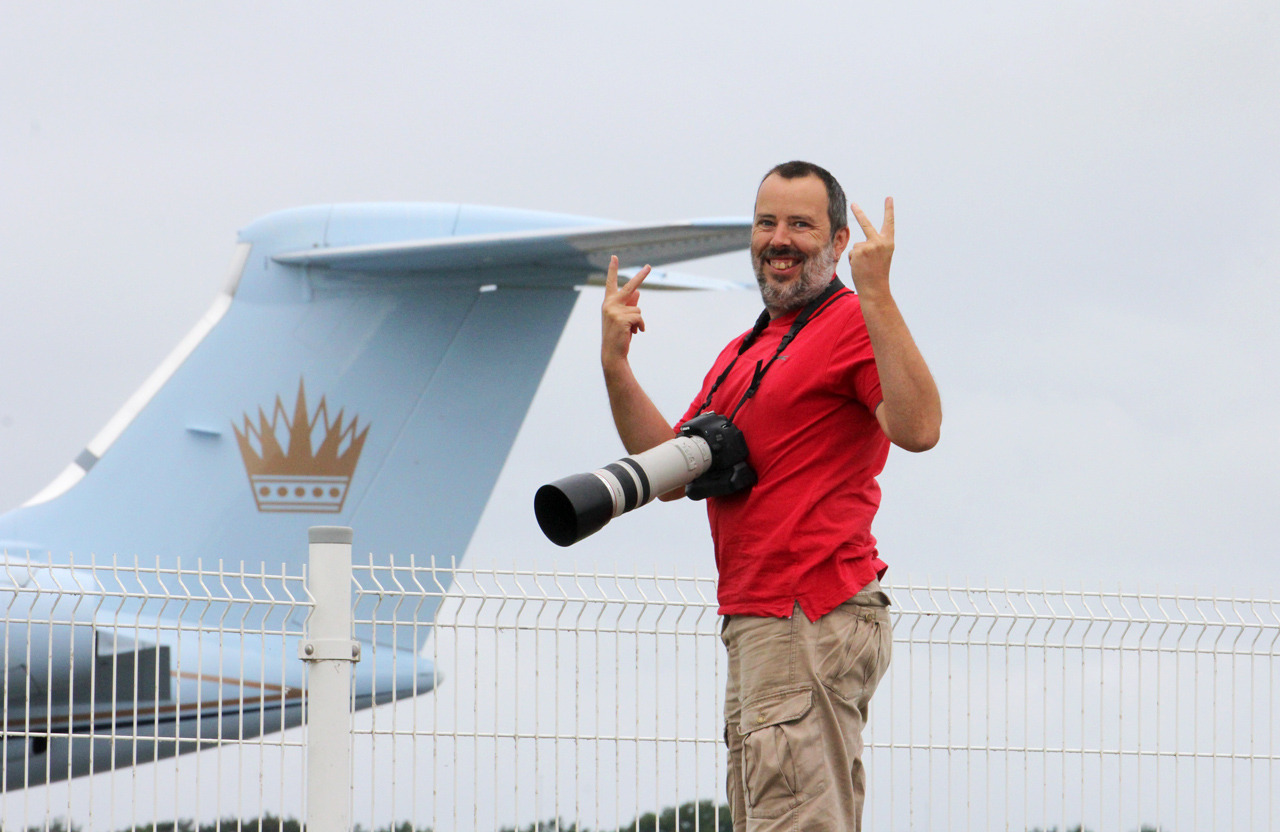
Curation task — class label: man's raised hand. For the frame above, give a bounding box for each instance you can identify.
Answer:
[601,255,652,366]
[848,197,895,299]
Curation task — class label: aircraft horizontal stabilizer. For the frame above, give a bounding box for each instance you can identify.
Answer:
[608,267,747,291]
[272,218,751,274]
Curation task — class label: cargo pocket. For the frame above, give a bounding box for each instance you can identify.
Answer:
[738,685,826,819]
[821,606,891,702]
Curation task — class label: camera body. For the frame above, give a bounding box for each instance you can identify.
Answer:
[678,412,757,500]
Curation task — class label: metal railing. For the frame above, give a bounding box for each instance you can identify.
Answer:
[4,532,1278,832]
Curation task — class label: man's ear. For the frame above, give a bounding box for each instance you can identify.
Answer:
[832,225,852,258]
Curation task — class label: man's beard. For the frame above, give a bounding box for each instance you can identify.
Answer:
[753,239,838,315]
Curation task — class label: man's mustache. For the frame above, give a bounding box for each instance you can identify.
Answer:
[760,246,804,260]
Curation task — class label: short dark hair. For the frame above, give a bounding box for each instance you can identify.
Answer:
[760,161,848,235]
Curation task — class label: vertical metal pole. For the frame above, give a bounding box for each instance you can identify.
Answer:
[300,526,359,832]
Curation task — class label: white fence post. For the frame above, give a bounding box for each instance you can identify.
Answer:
[300,525,360,832]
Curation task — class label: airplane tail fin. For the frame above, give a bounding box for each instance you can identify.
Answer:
[0,203,749,647]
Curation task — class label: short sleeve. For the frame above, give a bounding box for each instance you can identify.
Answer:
[831,300,883,411]
[675,334,748,431]
[676,390,705,432]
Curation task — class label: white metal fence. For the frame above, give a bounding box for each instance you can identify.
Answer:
[2,552,309,828]
[4,534,1278,832]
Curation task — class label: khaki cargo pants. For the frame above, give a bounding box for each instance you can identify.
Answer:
[721,580,892,832]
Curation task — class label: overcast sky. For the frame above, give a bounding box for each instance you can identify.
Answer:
[2,1,1277,598]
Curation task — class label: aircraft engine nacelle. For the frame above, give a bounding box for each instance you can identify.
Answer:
[3,564,172,747]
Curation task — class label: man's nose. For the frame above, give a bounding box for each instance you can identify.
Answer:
[769,224,793,248]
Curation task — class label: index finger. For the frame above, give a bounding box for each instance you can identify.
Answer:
[621,264,652,297]
[882,196,894,240]
[849,201,878,239]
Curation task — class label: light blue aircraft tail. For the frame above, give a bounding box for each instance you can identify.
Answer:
[0,202,749,789]
[0,203,749,643]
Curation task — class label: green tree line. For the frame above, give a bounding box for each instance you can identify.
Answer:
[13,809,1167,832]
[7,801,733,832]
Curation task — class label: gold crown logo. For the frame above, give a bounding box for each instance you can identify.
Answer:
[232,380,370,513]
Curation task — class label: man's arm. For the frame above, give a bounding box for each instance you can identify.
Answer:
[849,198,942,453]
[601,255,678,455]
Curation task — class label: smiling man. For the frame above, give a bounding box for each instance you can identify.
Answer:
[601,161,941,831]
[752,167,849,314]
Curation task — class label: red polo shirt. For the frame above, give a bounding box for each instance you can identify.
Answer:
[677,286,889,621]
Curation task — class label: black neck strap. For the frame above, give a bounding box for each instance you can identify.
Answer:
[695,278,848,422]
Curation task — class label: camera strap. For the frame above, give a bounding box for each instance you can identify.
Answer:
[695,277,850,422]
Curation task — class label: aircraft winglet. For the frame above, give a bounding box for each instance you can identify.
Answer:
[271,219,751,274]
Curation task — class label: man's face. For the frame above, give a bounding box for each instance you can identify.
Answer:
[751,174,851,315]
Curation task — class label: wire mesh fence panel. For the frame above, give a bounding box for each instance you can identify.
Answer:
[2,554,310,832]
[6,551,1279,832]
[351,558,729,832]
[867,583,1280,832]
[354,565,1279,832]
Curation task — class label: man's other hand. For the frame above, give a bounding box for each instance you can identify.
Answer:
[848,197,895,300]
[601,255,652,368]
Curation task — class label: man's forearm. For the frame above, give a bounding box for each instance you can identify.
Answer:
[860,291,941,452]
[603,357,677,455]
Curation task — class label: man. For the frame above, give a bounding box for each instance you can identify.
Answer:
[601,161,941,831]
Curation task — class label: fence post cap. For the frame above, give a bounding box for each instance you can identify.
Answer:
[309,526,354,545]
